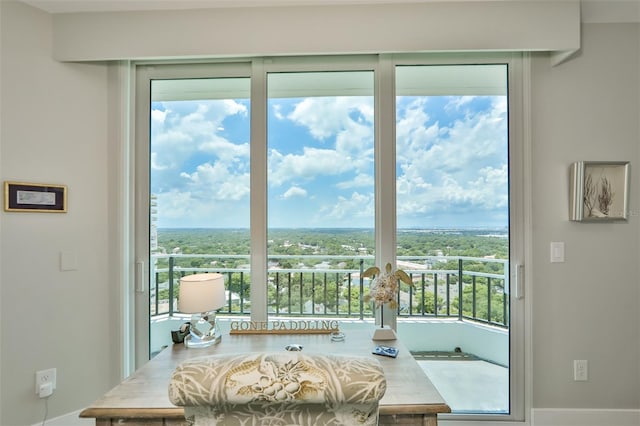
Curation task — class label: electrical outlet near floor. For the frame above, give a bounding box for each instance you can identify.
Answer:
[573,360,588,381]
[35,368,56,398]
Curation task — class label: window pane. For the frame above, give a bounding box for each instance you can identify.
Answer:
[149,77,251,353]
[395,64,509,415]
[267,71,375,317]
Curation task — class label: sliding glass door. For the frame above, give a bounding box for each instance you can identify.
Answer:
[135,54,525,420]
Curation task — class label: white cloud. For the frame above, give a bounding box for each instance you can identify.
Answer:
[396,96,508,221]
[151,108,167,124]
[287,97,373,141]
[151,129,193,170]
[199,137,250,162]
[396,98,430,146]
[150,152,169,171]
[151,99,250,199]
[468,164,509,209]
[181,161,250,202]
[446,96,476,111]
[151,99,248,172]
[154,93,508,228]
[334,119,373,157]
[269,147,353,187]
[336,173,374,189]
[319,191,374,222]
[156,188,249,228]
[156,190,196,220]
[272,104,284,120]
[282,186,308,199]
[397,165,507,218]
[268,97,374,187]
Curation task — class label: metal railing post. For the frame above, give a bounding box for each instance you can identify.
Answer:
[434,274,439,317]
[168,256,175,316]
[347,273,352,316]
[287,273,292,314]
[240,271,245,314]
[311,272,316,314]
[359,259,364,320]
[503,278,508,326]
[333,273,338,315]
[274,272,280,315]
[154,271,159,316]
[298,272,303,314]
[458,258,463,321]
[472,276,477,319]
[446,274,451,316]
[487,277,492,323]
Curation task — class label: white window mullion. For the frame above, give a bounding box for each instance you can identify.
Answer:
[376,54,398,329]
[508,52,530,423]
[134,64,153,368]
[250,59,268,323]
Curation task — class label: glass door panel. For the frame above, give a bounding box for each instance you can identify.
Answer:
[395,64,510,414]
[149,77,251,356]
[266,71,375,318]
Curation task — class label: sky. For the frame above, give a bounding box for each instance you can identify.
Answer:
[150,80,508,229]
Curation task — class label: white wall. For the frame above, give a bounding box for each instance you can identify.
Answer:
[0,1,120,424]
[51,1,580,61]
[0,1,638,425]
[530,23,640,409]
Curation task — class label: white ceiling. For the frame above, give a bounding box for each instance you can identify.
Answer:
[16,0,640,23]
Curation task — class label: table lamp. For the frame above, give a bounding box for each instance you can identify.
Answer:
[179,273,226,348]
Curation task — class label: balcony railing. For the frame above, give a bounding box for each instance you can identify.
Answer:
[150,254,509,328]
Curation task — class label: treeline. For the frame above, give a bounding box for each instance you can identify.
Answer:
[155,227,508,259]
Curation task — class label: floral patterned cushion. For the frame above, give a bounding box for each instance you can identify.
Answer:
[168,352,387,426]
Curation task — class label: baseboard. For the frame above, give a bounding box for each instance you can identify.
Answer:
[438,408,639,426]
[532,408,640,426]
[32,409,94,426]
[38,407,640,426]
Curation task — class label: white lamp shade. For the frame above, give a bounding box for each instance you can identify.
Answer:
[179,273,226,314]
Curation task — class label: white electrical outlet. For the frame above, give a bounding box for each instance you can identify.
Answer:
[35,368,56,397]
[574,360,588,381]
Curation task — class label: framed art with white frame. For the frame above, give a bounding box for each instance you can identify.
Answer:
[570,161,629,221]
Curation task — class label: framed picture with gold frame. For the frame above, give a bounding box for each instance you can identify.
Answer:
[3,181,67,213]
[569,161,629,221]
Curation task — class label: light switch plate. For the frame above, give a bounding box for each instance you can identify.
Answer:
[60,251,78,271]
[550,242,565,263]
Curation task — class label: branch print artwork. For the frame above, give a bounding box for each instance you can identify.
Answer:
[582,164,626,219]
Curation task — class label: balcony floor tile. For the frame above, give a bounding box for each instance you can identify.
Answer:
[418,359,509,414]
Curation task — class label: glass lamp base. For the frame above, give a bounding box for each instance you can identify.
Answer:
[184,311,222,348]
[184,333,221,348]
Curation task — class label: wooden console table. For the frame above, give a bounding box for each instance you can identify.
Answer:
[80,331,450,425]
